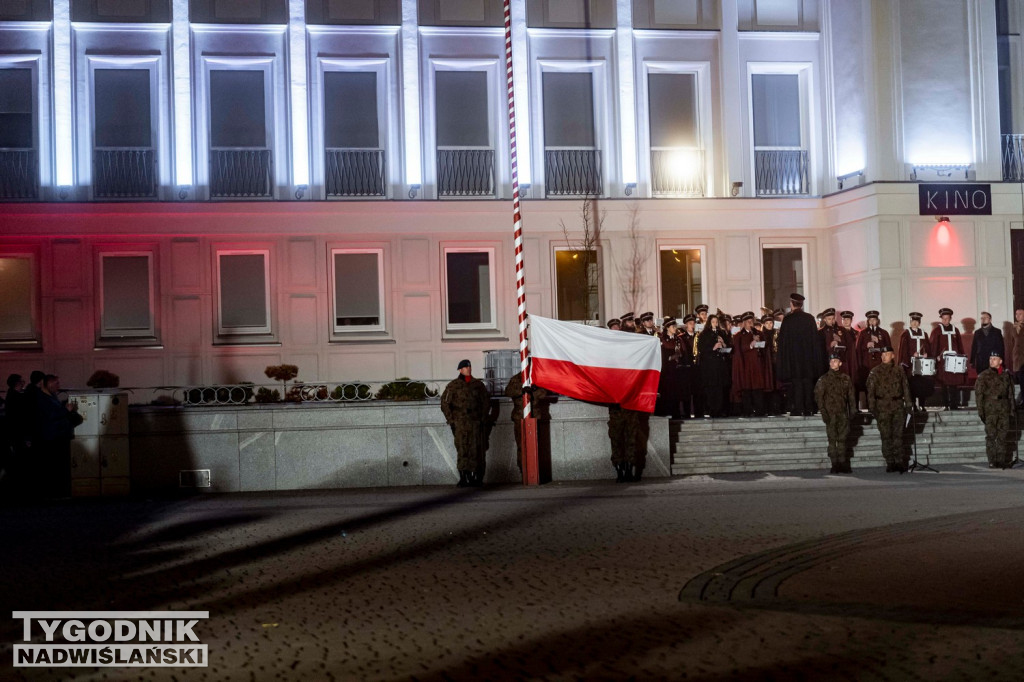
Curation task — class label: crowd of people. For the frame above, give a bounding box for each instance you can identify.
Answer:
[0,371,81,499]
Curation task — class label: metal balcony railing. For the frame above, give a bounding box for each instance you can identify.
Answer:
[651,147,705,197]
[754,147,809,196]
[437,147,495,197]
[1002,134,1024,181]
[0,148,39,199]
[209,147,273,198]
[93,147,157,199]
[545,147,602,196]
[326,148,386,197]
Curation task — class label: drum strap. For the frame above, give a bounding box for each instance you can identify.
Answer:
[910,329,925,354]
[942,327,955,354]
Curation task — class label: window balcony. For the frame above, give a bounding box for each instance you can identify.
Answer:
[0,148,38,199]
[651,147,705,197]
[437,147,494,198]
[325,147,386,198]
[754,147,809,196]
[209,147,273,198]
[544,147,602,196]
[93,148,157,199]
[1002,134,1024,181]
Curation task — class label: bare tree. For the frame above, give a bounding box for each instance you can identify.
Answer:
[559,196,604,324]
[617,203,648,317]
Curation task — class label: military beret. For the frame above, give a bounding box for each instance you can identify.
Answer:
[683,314,696,323]
[822,307,836,317]
[840,310,854,319]
[639,311,654,322]
[790,293,805,302]
[865,310,880,319]
[909,311,923,321]
[457,359,471,369]
[939,307,953,316]
[990,350,1003,358]
[694,304,709,314]
[878,345,894,353]
[606,318,621,328]
[829,351,844,361]
[620,312,635,322]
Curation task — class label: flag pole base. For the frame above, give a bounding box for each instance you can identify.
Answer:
[522,417,540,486]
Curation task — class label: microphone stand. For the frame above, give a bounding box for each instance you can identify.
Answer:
[907,409,938,473]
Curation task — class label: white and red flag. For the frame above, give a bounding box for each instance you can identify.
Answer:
[529,315,661,413]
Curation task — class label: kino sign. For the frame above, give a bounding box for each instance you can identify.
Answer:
[918,183,992,215]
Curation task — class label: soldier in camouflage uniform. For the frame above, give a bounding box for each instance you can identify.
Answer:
[440,359,492,487]
[814,352,858,473]
[866,345,912,473]
[974,351,1015,469]
[504,369,550,473]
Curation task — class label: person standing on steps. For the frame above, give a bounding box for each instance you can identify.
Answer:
[898,312,934,413]
[929,307,966,411]
[440,360,491,487]
[814,352,858,473]
[855,310,891,410]
[776,293,827,417]
[866,346,912,473]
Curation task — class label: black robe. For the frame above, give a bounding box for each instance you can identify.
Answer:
[776,309,827,381]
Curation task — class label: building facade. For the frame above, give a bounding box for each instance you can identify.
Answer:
[1,0,1023,389]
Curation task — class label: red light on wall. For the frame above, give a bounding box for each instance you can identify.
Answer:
[936,218,951,247]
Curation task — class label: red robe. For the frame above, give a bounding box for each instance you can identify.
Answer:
[855,325,892,389]
[897,328,932,368]
[929,323,965,387]
[732,328,771,392]
[820,323,857,380]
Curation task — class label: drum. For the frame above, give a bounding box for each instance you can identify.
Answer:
[943,354,968,374]
[912,357,936,376]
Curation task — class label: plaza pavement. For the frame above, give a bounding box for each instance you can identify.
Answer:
[3,464,1024,681]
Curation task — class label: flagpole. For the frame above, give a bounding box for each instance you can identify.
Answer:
[503,0,539,485]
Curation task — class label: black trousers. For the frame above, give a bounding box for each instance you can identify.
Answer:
[741,390,765,416]
[790,378,815,415]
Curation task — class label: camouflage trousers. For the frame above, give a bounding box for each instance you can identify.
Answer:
[983,408,1012,467]
[608,408,645,465]
[822,414,850,466]
[874,408,907,467]
[452,419,485,472]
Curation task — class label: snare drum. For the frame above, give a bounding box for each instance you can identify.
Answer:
[912,357,936,376]
[943,354,968,374]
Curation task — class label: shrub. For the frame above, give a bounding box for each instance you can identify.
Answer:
[254,387,281,404]
[264,364,299,382]
[375,378,438,401]
[86,370,120,389]
[331,384,371,401]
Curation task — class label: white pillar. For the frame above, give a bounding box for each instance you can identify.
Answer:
[288,0,310,190]
[400,0,422,195]
[615,0,637,193]
[968,0,1002,181]
[171,0,194,191]
[52,0,74,191]
[719,0,744,196]
[510,0,532,186]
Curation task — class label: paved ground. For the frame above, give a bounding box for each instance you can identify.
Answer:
[3,465,1024,681]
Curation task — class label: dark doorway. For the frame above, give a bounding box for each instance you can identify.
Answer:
[1012,230,1024,309]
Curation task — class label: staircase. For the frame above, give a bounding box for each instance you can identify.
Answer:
[670,409,1013,475]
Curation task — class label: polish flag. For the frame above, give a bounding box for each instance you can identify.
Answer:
[529,315,661,413]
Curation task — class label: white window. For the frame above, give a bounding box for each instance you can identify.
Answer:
[90,64,159,199]
[659,246,705,319]
[443,247,496,330]
[762,244,807,312]
[554,247,601,323]
[314,58,392,199]
[749,65,811,196]
[641,62,711,197]
[0,254,39,347]
[99,252,156,341]
[216,250,272,337]
[331,248,385,333]
[537,62,608,196]
[0,64,38,199]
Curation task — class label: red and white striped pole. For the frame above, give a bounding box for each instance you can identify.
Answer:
[503,0,539,484]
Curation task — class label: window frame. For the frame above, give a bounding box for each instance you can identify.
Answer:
[0,249,41,349]
[96,249,159,345]
[656,243,708,320]
[638,60,713,198]
[746,62,815,196]
[533,58,612,199]
[423,56,505,199]
[442,245,498,332]
[214,248,274,339]
[551,244,604,324]
[312,56,394,200]
[329,246,387,336]
[0,54,45,198]
[760,241,810,311]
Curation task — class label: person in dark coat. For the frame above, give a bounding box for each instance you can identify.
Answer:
[656,317,682,418]
[697,315,731,417]
[732,312,769,416]
[34,374,82,499]
[855,310,892,407]
[929,307,966,410]
[760,314,784,415]
[776,293,827,417]
[4,374,30,491]
[440,360,492,487]
[970,311,1005,374]
[678,314,700,418]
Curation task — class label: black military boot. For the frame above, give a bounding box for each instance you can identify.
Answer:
[470,471,483,487]
[632,465,643,482]
[457,471,468,487]
[615,463,626,482]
